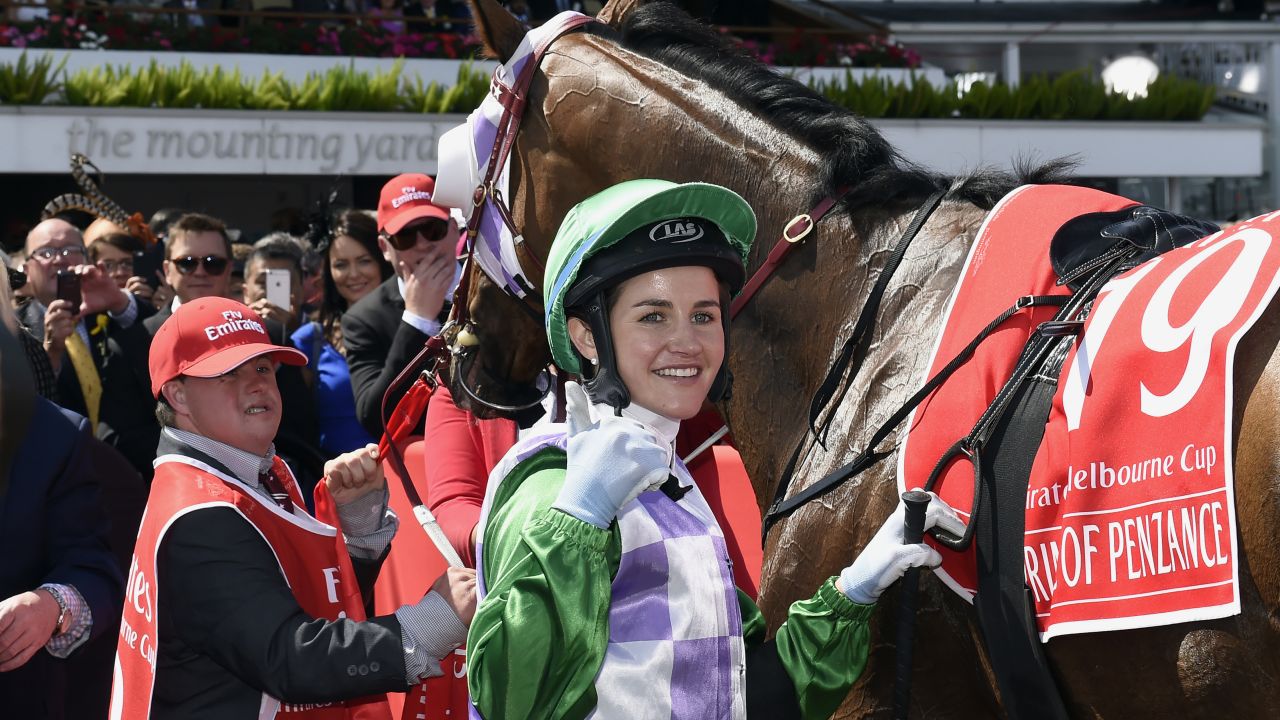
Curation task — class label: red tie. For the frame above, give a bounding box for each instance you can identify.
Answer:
[258,470,294,513]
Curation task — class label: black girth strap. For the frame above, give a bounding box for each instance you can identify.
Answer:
[923,252,1135,720]
[970,345,1072,720]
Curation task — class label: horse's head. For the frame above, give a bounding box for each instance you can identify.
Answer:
[442,0,958,430]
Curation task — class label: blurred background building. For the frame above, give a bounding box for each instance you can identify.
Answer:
[0,0,1273,248]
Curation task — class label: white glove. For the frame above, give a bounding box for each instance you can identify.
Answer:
[838,490,965,605]
[552,382,672,529]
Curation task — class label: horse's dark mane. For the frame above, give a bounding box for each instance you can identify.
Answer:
[607,1,1073,211]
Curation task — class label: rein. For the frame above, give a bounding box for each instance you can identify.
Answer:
[758,189,948,536]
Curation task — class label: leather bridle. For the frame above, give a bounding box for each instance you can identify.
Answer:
[444,12,890,427]
[451,12,598,335]
[443,12,598,415]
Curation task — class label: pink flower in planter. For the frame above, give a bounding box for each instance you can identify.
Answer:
[159,38,171,49]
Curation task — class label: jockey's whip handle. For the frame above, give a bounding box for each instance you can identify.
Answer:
[893,490,932,720]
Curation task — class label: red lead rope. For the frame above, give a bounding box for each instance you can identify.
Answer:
[376,335,450,509]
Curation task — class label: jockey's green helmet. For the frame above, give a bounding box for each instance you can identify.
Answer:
[543,179,756,410]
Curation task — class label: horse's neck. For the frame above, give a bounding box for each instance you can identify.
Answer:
[539,39,990,501]
[725,195,989,511]
[607,103,989,500]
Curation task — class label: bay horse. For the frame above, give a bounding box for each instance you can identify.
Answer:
[446,0,1280,716]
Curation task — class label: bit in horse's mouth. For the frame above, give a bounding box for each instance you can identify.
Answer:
[452,348,548,421]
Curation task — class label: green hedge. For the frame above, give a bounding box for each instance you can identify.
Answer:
[813,69,1216,121]
[0,53,1216,120]
[0,53,490,113]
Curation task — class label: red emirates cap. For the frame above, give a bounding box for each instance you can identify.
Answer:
[377,173,451,234]
[149,297,307,398]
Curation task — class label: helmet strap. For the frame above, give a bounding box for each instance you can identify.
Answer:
[576,293,630,414]
[707,305,733,403]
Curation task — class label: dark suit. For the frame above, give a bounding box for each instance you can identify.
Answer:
[63,439,147,720]
[342,277,440,439]
[529,0,583,22]
[150,433,406,719]
[0,398,124,720]
[268,317,325,507]
[142,301,173,336]
[17,301,160,482]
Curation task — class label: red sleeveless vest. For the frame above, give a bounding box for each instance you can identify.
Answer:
[110,453,392,720]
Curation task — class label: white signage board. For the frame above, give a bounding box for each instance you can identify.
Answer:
[0,107,467,175]
[0,107,1264,179]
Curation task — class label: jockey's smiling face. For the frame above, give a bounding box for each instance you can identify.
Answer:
[573,265,725,420]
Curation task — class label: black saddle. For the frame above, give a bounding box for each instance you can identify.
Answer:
[1050,205,1220,291]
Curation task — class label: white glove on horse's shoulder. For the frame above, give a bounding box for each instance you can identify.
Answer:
[838,490,964,605]
[552,382,672,529]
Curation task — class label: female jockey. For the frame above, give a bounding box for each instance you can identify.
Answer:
[466,179,963,719]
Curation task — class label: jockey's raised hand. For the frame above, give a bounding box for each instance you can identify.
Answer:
[552,381,672,529]
[838,490,965,605]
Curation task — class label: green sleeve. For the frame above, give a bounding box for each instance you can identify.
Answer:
[740,579,876,720]
[466,449,622,720]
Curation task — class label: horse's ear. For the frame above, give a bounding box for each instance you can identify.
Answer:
[596,0,644,28]
[468,0,526,63]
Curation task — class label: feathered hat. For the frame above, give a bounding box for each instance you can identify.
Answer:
[41,153,158,246]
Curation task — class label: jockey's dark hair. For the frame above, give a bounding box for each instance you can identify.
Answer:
[606,1,1075,213]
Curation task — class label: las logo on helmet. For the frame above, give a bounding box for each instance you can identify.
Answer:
[650,219,704,244]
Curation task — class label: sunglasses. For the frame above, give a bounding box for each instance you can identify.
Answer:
[384,219,449,251]
[6,265,25,290]
[171,255,230,276]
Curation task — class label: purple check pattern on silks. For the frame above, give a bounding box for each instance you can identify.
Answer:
[473,428,747,719]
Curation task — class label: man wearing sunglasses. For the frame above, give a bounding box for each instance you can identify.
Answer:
[343,173,461,438]
[16,217,160,482]
[143,213,234,336]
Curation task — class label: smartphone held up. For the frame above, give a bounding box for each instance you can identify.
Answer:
[265,268,291,311]
[133,247,163,289]
[55,268,81,310]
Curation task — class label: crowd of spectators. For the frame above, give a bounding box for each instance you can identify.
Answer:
[0,169,485,718]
